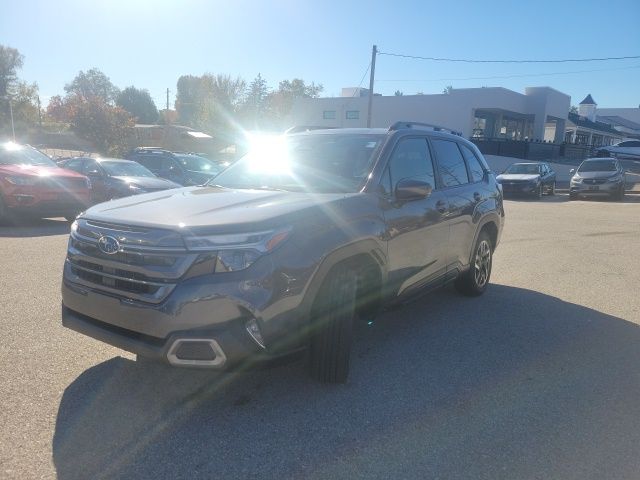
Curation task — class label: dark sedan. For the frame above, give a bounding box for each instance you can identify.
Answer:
[58,157,181,203]
[496,162,556,198]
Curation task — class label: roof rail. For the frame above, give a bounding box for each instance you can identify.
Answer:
[388,121,462,137]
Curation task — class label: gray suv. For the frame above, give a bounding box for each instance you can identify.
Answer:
[62,122,504,383]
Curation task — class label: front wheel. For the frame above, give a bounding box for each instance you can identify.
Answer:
[308,266,357,383]
[548,182,556,196]
[455,231,492,297]
[535,184,543,199]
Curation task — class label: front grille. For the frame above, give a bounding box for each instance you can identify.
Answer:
[65,218,199,303]
[582,178,607,185]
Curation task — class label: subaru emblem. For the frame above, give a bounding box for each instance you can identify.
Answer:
[97,235,120,255]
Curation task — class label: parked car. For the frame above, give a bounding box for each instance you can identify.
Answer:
[0,142,90,223]
[569,157,626,201]
[495,162,556,198]
[58,157,181,203]
[596,140,640,159]
[61,122,504,383]
[126,148,224,186]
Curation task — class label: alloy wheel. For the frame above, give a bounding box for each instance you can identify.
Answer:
[474,240,491,288]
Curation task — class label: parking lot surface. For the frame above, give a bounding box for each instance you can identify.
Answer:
[1,195,639,480]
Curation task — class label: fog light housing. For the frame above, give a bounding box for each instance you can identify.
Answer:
[246,318,265,348]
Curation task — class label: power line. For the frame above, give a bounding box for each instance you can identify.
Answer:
[376,64,640,83]
[377,51,640,64]
[353,61,371,96]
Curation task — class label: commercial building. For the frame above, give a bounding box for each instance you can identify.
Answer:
[289,86,570,143]
[564,95,625,147]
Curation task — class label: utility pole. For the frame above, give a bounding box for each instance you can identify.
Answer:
[9,98,15,141]
[37,95,42,127]
[166,88,170,111]
[366,44,377,128]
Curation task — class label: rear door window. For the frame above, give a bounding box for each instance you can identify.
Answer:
[431,139,470,187]
[459,144,485,183]
[64,158,84,173]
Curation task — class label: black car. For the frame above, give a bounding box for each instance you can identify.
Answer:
[62,122,505,383]
[58,157,181,203]
[495,162,556,198]
[126,148,224,186]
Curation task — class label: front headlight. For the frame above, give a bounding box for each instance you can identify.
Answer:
[607,174,621,182]
[6,176,36,186]
[183,227,291,272]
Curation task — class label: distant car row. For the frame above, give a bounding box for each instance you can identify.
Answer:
[0,142,227,223]
[496,158,627,201]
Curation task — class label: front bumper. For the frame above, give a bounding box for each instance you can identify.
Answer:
[570,181,622,197]
[6,190,90,216]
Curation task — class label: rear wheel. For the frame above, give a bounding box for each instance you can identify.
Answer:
[548,182,556,196]
[308,266,357,383]
[455,231,492,297]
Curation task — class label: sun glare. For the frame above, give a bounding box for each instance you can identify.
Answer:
[245,134,290,174]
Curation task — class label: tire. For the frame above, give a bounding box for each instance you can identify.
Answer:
[308,266,357,383]
[535,184,543,199]
[548,182,556,196]
[617,186,625,202]
[455,231,493,297]
[569,192,577,201]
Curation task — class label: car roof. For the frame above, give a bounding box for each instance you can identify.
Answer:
[290,128,388,136]
[96,158,137,164]
[583,157,617,162]
[511,162,543,165]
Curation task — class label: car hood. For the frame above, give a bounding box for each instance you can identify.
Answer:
[111,176,181,189]
[82,186,361,231]
[496,174,539,181]
[574,171,618,179]
[0,164,86,179]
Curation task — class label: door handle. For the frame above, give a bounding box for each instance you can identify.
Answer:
[436,200,448,213]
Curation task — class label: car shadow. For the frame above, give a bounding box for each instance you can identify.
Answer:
[52,285,640,480]
[0,217,71,237]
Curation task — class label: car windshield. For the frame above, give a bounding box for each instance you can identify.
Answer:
[175,154,222,174]
[0,143,57,167]
[504,164,540,174]
[210,134,384,193]
[100,161,155,177]
[578,160,617,172]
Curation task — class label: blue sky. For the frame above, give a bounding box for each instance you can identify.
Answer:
[2,0,639,108]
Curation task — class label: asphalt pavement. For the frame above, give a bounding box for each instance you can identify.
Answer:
[1,194,639,480]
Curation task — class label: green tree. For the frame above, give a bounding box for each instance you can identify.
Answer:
[0,45,24,98]
[116,86,159,124]
[442,85,453,94]
[65,95,134,156]
[64,68,119,103]
[242,73,269,124]
[569,105,578,114]
[394,90,404,96]
[175,75,203,126]
[267,78,323,127]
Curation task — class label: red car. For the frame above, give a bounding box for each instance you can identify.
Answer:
[0,142,91,223]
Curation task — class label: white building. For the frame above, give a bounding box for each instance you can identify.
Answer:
[564,95,626,147]
[289,86,570,143]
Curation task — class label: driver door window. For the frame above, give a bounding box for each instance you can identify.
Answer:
[387,138,435,193]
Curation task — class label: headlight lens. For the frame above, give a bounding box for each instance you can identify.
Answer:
[183,227,291,272]
[6,176,36,185]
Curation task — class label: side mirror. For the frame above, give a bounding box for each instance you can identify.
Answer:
[395,178,432,201]
[86,169,102,177]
